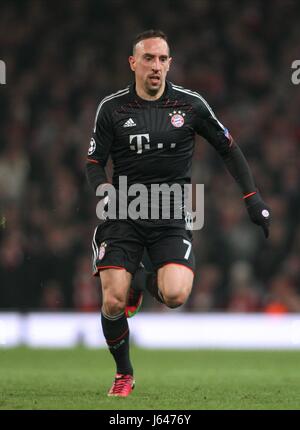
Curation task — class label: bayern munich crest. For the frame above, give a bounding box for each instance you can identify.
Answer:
[169,110,186,128]
[98,241,107,260]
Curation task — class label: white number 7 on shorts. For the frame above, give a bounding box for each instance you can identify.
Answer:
[183,239,192,260]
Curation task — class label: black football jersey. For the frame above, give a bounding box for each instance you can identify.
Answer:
[87,80,233,189]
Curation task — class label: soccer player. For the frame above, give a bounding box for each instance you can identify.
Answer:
[86,30,271,397]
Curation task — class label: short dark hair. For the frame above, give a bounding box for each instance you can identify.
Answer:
[132,29,170,55]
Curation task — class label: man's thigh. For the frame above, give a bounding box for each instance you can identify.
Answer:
[92,220,144,276]
[100,268,132,312]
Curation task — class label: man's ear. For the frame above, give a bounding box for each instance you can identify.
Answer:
[128,56,136,72]
[167,57,172,72]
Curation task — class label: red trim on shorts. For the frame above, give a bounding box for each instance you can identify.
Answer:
[161,263,194,275]
[97,265,126,271]
[107,328,129,345]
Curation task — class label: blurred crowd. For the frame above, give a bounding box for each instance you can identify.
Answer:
[0,0,299,312]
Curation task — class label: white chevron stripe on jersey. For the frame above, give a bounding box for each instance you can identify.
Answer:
[92,225,99,273]
[93,87,129,132]
[172,84,225,130]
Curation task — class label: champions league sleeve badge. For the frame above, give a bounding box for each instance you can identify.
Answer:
[88,137,96,155]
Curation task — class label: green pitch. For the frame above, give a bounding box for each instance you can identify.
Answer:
[0,347,300,410]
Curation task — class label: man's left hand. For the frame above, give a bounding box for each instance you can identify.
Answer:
[244,191,271,238]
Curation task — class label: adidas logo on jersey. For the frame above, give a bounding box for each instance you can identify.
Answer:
[123,118,136,127]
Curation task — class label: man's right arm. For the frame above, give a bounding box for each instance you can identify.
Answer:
[85,101,114,193]
[86,162,110,194]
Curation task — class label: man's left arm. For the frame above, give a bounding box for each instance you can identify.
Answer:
[194,98,271,238]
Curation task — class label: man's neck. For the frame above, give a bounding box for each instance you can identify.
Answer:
[135,81,166,101]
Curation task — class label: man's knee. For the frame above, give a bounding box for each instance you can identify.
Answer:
[163,285,191,309]
[158,264,194,309]
[102,294,126,315]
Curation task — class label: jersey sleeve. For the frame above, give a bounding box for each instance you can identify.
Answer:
[193,95,257,195]
[193,96,234,155]
[87,101,114,166]
[86,100,114,193]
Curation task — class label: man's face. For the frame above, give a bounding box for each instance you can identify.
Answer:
[129,37,172,96]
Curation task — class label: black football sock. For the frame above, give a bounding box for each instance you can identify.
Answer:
[101,310,133,375]
[130,264,146,292]
[145,272,165,304]
[131,266,165,304]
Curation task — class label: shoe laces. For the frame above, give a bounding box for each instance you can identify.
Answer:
[113,374,132,393]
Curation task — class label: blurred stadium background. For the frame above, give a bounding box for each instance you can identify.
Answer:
[0,0,300,349]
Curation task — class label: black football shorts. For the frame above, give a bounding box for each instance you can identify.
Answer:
[92,219,195,275]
